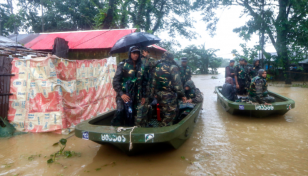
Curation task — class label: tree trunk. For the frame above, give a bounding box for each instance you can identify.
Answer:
[102,0,117,29]
[205,58,209,74]
[276,0,291,84]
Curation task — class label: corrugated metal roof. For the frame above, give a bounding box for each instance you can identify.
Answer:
[151,44,167,52]
[25,29,138,50]
[0,36,24,48]
[8,34,41,45]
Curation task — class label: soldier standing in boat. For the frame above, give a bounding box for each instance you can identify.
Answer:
[248,59,261,80]
[136,47,157,126]
[225,60,235,83]
[234,58,248,95]
[248,69,275,105]
[151,52,187,126]
[180,57,192,87]
[111,46,147,127]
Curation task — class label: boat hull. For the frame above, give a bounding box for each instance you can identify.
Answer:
[215,86,295,117]
[75,103,202,154]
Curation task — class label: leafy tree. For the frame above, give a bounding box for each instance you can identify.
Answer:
[0,0,22,35]
[182,44,219,74]
[209,57,223,73]
[88,0,198,39]
[231,43,262,64]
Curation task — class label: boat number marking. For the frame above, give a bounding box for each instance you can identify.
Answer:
[145,133,154,142]
[239,105,244,110]
[82,131,89,140]
[255,105,274,110]
[286,104,292,110]
[101,134,126,142]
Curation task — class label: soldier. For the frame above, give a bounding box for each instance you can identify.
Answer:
[141,47,157,95]
[184,80,203,103]
[248,69,275,105]
[151,52,187,126]
[225,60,235,83]
[111,46,146,127]
[136,47,157,126]
[248,59,261,80]
[234,58,248,95]
[222,77,237,101]
[180,57,192,87]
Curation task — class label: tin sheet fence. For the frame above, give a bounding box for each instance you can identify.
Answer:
[0,56,13,126]
[8,56,117,133]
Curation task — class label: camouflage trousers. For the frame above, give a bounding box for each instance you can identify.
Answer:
[136,98,149,127]
[157,91,178,126]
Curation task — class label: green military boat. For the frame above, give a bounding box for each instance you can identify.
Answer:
[215,86,295,117]
[75,103,202,155]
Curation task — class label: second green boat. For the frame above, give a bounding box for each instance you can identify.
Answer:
[215,86,295,117]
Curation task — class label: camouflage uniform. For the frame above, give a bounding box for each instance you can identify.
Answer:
[151,52,185,126]
[136,55,157,126]
[111,46,146,126]
[235,64,248,95]
[184,80,203,103]
[180,65,192,87]
[248,59,261,80]
[248,69,275,104]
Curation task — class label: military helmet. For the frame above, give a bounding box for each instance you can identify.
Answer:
[162,51,174,60]
[258,69,266,77]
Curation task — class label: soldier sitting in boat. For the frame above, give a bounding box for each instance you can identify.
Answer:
[174,80,203,124]
[184,80,203,104]
[111,46,147,127]
[222,77,238,101]
[248,69,275,105]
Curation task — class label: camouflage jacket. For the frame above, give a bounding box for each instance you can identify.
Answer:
[234,64,247,80]
[248,66,261,80]
[184,80,203,103]
[248,76,268,104]
[180,65,192,85]
[141,55,157,91]
[151,59,185,98]
[112,58,146,99]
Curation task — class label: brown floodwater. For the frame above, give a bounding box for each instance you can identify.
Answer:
[1,68,308,176]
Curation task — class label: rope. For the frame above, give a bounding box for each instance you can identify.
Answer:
[117,126,138,151]
[129,126,137,151]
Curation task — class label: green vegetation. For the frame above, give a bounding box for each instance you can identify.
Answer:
[47,138,81,165]
[0,0,196,40]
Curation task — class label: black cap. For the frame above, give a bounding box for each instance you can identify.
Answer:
[181,57,188,62]
[230,60,235,63]
[131,46,140,53]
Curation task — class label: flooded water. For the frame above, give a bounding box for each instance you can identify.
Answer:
[1,68,308,176]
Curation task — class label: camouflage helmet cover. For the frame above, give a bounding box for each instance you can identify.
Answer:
[162,51,174,60]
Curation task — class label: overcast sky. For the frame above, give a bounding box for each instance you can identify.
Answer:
[158,6,276,59]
